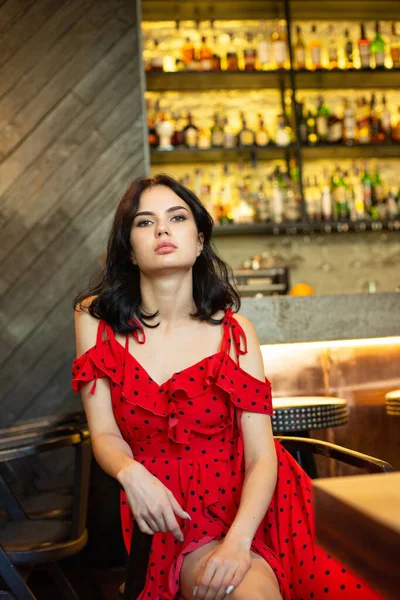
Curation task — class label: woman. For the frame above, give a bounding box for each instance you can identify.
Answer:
[72,174,382,600]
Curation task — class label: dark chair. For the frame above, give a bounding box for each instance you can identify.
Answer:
[0,427,91,599]
[0,416,88,521]
[120,436,393,600]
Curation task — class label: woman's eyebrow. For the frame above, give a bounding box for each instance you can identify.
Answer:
[134,206,189,218]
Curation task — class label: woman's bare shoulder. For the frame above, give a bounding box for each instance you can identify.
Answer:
[74,297,100,355]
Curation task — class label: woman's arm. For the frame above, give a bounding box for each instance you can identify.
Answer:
[74,304,139,482]
[223,315,277,549]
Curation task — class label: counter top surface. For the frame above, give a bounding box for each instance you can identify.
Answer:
[239,292,400,344]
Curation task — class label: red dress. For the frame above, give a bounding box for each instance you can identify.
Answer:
[72,307,383,600]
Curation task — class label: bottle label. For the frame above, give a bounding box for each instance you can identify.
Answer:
[258,40,270,65]
[374,52,385,67]
[185,128,198,147]
[316,116,328,138]
[311,46,321,65]
[255,131,269,146]
[359,45,370,67]
[240,130,254,146]
[295,47,305,66]
[274,40,287,65]
[151,56,163,68]
[201,58,213,71]
[224,132,237,148]
[212,131,224,146]
[328,121,343,142]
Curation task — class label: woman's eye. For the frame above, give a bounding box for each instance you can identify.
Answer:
[172,214,186,222]
[136,215,186,227]
[137,220,152,227]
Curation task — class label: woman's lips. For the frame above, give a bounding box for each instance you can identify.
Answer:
[155,246,177,254]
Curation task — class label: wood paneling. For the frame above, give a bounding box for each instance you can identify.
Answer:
[0,0,149,426]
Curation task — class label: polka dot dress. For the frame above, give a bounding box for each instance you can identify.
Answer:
[72,308,384,600]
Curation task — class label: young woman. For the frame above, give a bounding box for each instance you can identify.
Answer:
[72,174,383,600]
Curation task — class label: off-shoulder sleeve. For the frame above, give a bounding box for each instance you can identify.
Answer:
[71,351,108,395]
[216,357,273,416]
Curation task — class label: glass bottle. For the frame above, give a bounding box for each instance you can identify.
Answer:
[369,93,385,144]
[211,35,222,71]
[343,98,356,146]
[244,33,257,71]
[199,36,213,71]
[371,22,386,69]
[275,114,292,147]
[257,20,271,70]
[316,96,330,142]
[327,25,338,70]
[226,34,239,71]
[238,117,255,147]
[392,106,400,142]
[328,108,343,144]
[183,113,198,148]
[181,37,195,69]
[358,23,371,69]
[223,117,237,148]
[293,25,306,70]
[150,39,164,72]
[255,114,270,147]
[297,102,308,143]
[357,97,371,144]
[380,95,391,142]
[272,20,288,69]
[211,114,224,147]
[344,29,354,69]
[390,22,400,68]
[361,163,373,213]
[309,24,322,70]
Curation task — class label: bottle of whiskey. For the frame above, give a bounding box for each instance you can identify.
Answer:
[344,29,354,69]
[244,33,257,71]
[223,117,237,148]
[238,116,255,147]
[183,113,199,148]
[181,37,196,69]
[358,24,371,69]
[381,94,393,140]
[327,25,338,70]
[357,97,371,144]
[275,114,292,147]
[293,25,306,70]
[390,22,400,68]
[371,22,386,69]
[272,20,287,69]
[392,107,400,142]
[316,96,330,142]
[257,20,271,70]
[255,114,270,146]
[309,24,322,70]
[211,114,224,147]
[199,36,213,71]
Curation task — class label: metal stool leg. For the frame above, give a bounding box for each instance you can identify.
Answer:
[289,430,319,479]
[0,546,36,600]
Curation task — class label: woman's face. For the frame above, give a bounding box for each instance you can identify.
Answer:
[130,185,204,275]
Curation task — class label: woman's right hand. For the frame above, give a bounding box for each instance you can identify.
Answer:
[117,461,190,541]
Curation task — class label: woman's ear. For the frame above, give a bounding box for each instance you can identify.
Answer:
[197,232,204,256]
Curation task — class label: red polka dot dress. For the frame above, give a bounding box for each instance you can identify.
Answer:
[72,307,384,600]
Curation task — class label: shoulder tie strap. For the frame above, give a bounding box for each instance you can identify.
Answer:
[221,307,248,365]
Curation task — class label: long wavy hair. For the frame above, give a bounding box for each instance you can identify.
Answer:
[72,174,240,334]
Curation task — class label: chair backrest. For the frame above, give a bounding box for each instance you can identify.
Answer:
[0,428,92,541]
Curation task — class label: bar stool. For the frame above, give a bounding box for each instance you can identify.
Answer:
[385,390,400,416]
[271,396,349,478]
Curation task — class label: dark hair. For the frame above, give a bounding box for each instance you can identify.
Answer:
[73,174,240,334]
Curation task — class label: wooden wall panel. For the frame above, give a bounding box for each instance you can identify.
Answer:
[0,0,149,426]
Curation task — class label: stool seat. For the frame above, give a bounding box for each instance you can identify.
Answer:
[272,396,349,434]
[385,390,400,416]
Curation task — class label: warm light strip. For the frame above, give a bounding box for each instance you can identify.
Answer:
[261,336,400,351]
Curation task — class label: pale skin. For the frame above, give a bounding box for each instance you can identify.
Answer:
[74,185,282,600]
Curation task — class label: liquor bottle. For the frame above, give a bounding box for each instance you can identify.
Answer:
[257,20,271,70]
[275,114,291,147]
[327,25,338,70]
[361,163,373,213]
[390,22,400,68]
[223,117,237,148]
[199,36,213,71]
[226,34,239,71]
[357,97,371,144]
[150,39,164,72]
[198,126,211,149]
[272,20,287,69]
[369,93,383,143]
[352,164,366,219]
[371,22,386,69]
[358,24,371,69]
[183,113,198,148]
[306,110,318,145]
[316,96,330,142]
[244,33,257,71]
[210,114,224,147]
[211,36,222,71]
[238,117,255,147]
[293,25,306,70]
[271,172,284,223]
[171,112,185,147]
[181,37,195,69]
[392,107,400,142]
[333,170,348,220]
[255,114,270,146]
[344,29,354,69]
[148,114,159,148]
[297,102,308,143]
[309,24,322,70]
[343,98,356,145]
[380,94,392,141]
[321,170,333,220]
[328,109,343,144]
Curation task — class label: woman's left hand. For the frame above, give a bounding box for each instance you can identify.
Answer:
[193,538,252,600]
